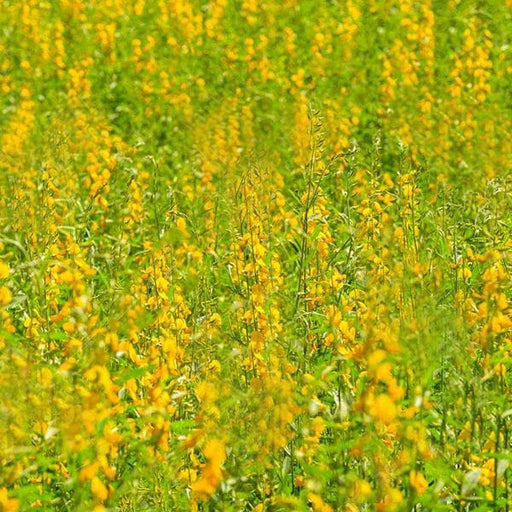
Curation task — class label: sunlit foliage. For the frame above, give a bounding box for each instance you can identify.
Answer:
[0,1,511,510]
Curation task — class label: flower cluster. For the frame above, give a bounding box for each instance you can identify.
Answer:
[0,1,510,510]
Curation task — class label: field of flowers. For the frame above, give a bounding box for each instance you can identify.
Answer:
[1,1,511,510]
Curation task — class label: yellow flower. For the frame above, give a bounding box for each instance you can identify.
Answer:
[191,439,226,498]
[196,381,218,404]
[91,476,109,501]
[309,493,333,512]
[409,470,428,495]
[377,488,403,511]
[351,478,372,502]
[0,286,12,306]
[0,488,19,511]
[369,394,396,425]
[79,462,99,482]
[0,261,9,279]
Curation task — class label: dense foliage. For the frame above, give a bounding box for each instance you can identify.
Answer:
[1,1,511,510]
